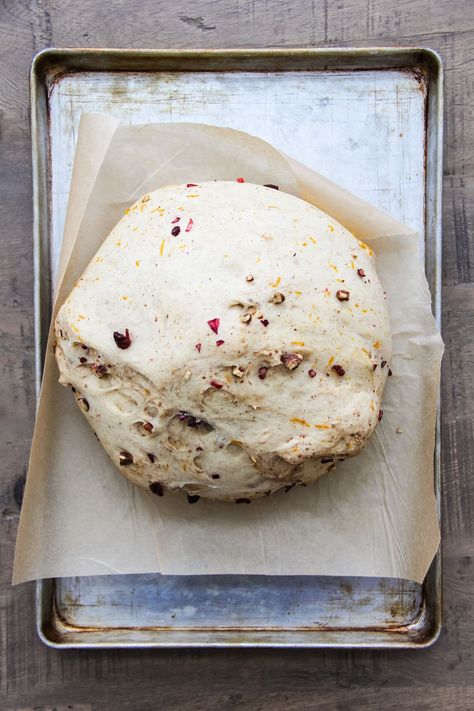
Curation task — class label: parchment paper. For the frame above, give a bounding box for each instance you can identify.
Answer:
[13,114,443,584]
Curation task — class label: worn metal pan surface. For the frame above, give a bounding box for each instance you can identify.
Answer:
[30,47,443,648]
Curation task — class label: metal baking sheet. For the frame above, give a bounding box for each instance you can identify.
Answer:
[31,47,443,648]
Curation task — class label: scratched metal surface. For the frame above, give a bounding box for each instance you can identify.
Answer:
[48,69,426,289]
[31,48,442,648]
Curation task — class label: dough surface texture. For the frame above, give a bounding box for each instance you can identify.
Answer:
[55,181,391,501]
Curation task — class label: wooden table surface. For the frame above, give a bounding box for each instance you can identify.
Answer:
[1,1,473,709]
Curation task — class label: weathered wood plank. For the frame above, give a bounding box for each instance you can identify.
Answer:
[1,0,473,709]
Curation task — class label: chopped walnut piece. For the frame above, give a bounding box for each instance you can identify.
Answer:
[119,451,133,466]
[91,363,108,377]
[240,313,252,324]
[232,366,245,377]
[269,291,285,304]
[77,396,89,412]
[280,352,303,370]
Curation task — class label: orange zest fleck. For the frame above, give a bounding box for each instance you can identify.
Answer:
[160,239,165,257]
[136,260,140,267]
[358,240,374,256]
[270,276,281,288]
[290,417,311,428]
[328,356,334,366]
[310,236,317,244]
[187,194,199,198]
[315,424,331,430]
[328,224,335,232]
[373,340,381,349]
[291,341,305,346]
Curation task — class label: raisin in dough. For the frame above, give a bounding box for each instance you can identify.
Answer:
[54,181,391,502]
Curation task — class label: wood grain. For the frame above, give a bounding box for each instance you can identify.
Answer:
[1,0,473,709]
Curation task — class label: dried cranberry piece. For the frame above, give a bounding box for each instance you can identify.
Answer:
[149,482,164,496]
[79,357,87,364]
[235,498,251,504]
[171,225,181,236]
[187,493,200,504]
[195,343,202,353]
[331,364,345,376]
[258,366,268,380]
[357,268,366,278]
[210,380,223,389]
[236,177,245,183]
[185,218,194,232]
[113,329,131,349]
[211,473,220,479]
[378,410,384,421]
[264,183,279,190]
[186,183,198,188]
[207,318,220,334]
[261,319,269,327]
[216,339,225,347]
[147,453,156,463]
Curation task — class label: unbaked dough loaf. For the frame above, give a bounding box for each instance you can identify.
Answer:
[54,181,391,502]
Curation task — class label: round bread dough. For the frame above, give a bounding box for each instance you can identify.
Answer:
[54,181,391,502]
